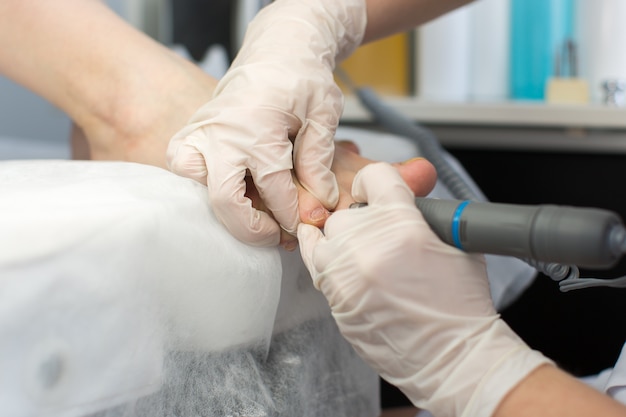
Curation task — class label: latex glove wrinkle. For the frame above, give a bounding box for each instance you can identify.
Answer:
[167,0,367,246]
[298,163,552,417]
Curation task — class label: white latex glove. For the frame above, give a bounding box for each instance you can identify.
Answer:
[166,0,366,246]
[298,163,553,417]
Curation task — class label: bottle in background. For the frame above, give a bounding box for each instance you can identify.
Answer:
[468,0,511,102]
[576,0,626,104]
[510,0,574,100]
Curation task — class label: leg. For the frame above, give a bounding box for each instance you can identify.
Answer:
[1,0,217,168]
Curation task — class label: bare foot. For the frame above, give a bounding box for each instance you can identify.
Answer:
[68,45,436,251]
[298,140,437,228]
[248,140,437,250]
[72,49,218,168]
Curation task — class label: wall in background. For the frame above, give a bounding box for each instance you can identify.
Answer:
[0,76,71,159]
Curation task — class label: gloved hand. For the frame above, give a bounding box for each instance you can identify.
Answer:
[166,0,366,246]
[298,163,553,417]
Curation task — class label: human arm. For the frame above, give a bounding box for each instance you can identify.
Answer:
[297,162,626,417]
[494,365,626,417]
[363,0,475,43]
[0,0,217,167]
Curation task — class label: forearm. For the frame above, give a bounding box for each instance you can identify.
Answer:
[363,0,475,43]
[494,365,626,417]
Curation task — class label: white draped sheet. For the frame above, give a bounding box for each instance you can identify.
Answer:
[0,160,379,417]
[0,127,538,417]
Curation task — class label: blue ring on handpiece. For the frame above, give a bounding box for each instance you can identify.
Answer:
[452,200,471,250]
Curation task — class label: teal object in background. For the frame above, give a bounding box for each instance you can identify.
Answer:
[510,0,574,100]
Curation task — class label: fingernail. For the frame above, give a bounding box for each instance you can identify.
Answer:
[309,207,329,223]
[402,157,426,165]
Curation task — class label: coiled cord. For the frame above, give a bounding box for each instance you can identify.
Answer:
[524,260,578,282]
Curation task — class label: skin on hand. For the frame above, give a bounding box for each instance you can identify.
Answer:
[494,364,626,417]
[363,0,475,43]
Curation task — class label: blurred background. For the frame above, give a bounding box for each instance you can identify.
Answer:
[4,0,626,155]
[1,0,626,411]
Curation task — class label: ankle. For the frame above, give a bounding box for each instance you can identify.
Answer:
[80,51,218,168]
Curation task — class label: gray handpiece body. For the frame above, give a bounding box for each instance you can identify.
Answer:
[414,197,625,269]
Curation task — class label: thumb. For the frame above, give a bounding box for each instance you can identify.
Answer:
[293,119,339,209]
[166,138,209,185]
[297,223,325,287]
